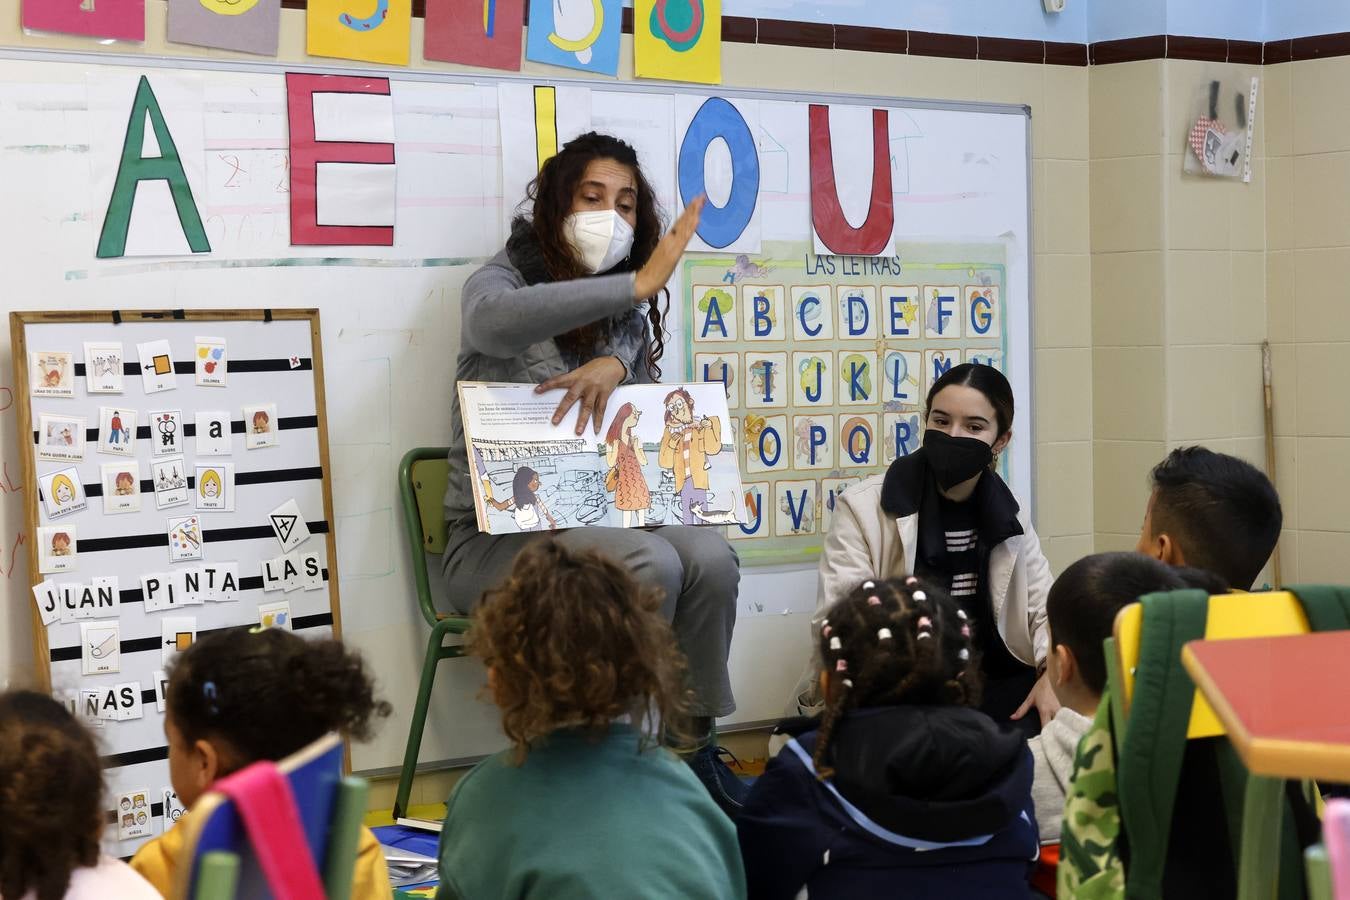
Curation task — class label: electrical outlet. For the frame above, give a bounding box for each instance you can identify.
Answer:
[1044,0,1065,12]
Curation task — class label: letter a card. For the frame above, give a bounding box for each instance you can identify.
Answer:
[195,410,233,456]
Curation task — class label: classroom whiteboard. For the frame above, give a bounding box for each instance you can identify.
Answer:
[0,51,1031,777]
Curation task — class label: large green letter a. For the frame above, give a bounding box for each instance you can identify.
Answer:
[96,76,211,259]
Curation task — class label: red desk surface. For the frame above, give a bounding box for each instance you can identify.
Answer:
[1182,632,1350,782]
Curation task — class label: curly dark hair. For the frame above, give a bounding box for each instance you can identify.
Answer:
[167,627,391,768]
[813,576,982,778]
[472,539,691,762]
[0,691,103,900]
[523,131,669,379]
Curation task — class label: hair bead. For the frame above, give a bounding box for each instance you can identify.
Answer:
[912,590,927,603]
[842,678,853,689]
[867,595,882,606]
[956,609,968,621]
[917,632,933,641]
[822,624,832,637]
[862,580,876,590]
[877,628,893,641]
[905,576,919,586]
[829,636,842,651]
[917,616,932,630]
[961,624,971,638]
[836,659,848,672]
[958,648,970,661]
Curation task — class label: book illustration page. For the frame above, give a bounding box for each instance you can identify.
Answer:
[458,382,744,535]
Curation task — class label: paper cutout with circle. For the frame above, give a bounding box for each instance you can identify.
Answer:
[525,0,620,75]
[676,95,760,253]
[167,0,280,56]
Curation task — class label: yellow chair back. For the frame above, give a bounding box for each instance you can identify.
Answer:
[1114,591,1310,739]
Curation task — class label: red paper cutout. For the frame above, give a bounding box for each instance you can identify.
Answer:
[424,0,524,71]
[285,73,395,247]
[808,104,894,256]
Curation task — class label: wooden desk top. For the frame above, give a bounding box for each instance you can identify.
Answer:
[1182,632,1350,782]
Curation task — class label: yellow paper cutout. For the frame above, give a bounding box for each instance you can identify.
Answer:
[307,0,412,66]
[635,0,721,85]
[533,85,558,172]
[199,0,260,16]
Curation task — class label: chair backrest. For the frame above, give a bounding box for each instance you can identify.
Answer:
[1113,590,1310,739]
[398,447,452,628]
[172,733,367,900]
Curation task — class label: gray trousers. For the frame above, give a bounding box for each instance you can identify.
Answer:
[443,525,740,717]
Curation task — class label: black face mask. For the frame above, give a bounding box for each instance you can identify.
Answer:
[922,429,994,489]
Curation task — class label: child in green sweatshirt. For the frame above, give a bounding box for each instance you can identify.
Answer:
[436,538,747,900]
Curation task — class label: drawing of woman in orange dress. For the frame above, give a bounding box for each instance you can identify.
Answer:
[604,402,650,528]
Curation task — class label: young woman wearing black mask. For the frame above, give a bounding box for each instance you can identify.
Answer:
[801,364,1055,736]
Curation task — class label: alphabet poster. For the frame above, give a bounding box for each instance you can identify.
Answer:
[635,0,722,85]
[682,240,1009,566]
[14,312,341,859]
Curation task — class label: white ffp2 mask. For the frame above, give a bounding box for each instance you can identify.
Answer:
[564,209,635,274]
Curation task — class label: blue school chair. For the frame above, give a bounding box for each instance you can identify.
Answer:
[393,447,472,820]
[174,733,368,900]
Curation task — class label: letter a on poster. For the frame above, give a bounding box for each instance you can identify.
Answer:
[635,0,721,85]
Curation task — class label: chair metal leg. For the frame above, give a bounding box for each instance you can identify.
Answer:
[394,619,455,820]
[324,777,369,900]
[1238,775,1286,900]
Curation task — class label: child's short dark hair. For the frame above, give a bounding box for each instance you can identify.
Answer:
[1048,552,1229,696]
[167,628,390,768]
[1148,446,1282,588]
[813,577,981,778]
[471,539,690,761]
[0,691,102,900]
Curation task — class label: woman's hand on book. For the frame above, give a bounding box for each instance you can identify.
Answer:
[536,356,626,436]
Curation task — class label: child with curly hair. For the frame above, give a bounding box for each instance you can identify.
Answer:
[738,576,1039,899]
[130,628,394,899]
[0,690,159,900]
[436,539,746,899]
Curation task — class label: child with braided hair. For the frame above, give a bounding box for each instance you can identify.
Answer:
[738,576,1040,899]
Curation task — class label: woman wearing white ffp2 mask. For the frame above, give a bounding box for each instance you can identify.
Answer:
[443,134,748,818]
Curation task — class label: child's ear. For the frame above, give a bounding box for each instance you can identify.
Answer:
[1052,643,1075,688]
[1156,533,1186,568]
[194,738,224,792]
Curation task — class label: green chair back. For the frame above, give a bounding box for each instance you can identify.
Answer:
[399,447,453,628]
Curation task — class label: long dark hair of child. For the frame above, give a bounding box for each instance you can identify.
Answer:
[519,131,667,379]
[512,466,539,509]
[0,691,103,900]
[167,627,391,768]
[471,539,692,763]
[813,576,983,779]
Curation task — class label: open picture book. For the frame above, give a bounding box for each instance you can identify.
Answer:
[458,381,746,535]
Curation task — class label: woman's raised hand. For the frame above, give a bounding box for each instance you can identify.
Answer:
[634,195,706,301]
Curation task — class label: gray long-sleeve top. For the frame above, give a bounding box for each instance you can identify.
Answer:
[441,248,652,557]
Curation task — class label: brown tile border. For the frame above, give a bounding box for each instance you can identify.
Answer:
[833,24,906,55]
[721,16,758,45]
[1168,35,1229,63]
[979,36,1045,64]
[1264,39,1294,64]
[1090,35,1167,65]
[908,29,978,60]
[756,18,834,50]
[1228,40,1264,65]
[1291,30,1350,61]
[1045,40,1090,66]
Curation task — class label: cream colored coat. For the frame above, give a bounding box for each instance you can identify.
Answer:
[785,472,1054,716]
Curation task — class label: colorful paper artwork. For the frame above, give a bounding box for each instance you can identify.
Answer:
[307,0,413,66]
[675,95,761,253]
[22,0,145,41]
[525,0,621,76]
[167,0,281,56]
[635,0,721,85]
[425,0,524,71]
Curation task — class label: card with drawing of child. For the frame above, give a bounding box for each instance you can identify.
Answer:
[102,462,143,515]
[36,414,86,462]
[37,525,77,574]
[30,351,73,398]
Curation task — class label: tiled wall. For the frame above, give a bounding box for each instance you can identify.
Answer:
[1264,55,1350,583]
[1089,57,1271,583]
